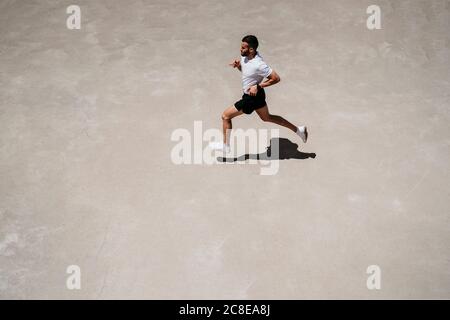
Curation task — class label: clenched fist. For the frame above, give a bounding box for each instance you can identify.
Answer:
[229,59,241,69]
[248,85,258,96]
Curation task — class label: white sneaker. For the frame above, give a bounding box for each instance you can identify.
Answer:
[296,126,308,143]
[209,141,231,153]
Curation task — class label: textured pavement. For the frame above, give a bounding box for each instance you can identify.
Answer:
[0,0,449,299]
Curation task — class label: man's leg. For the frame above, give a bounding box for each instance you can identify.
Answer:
[255,105,308,142]
[209,105,244,151]
[222,105,244,144]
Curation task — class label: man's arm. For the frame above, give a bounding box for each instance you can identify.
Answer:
[248,70,281,96]
[259,70,280,88]
[229,59,241,71]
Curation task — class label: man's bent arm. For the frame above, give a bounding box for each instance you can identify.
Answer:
[259,70,280,88]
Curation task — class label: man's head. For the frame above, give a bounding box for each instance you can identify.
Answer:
[240,35,259,57]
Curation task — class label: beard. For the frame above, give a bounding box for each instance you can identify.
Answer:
[240,51,248,57]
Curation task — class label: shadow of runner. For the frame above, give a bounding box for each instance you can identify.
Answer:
[218,137,316,162]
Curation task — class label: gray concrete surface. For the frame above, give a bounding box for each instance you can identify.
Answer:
[0,0,449,299]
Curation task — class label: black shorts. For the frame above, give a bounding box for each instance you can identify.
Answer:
[234,88,266,114]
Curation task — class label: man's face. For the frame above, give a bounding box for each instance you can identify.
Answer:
[240,42,253,56]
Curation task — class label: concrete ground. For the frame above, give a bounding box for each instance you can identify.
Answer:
[0,0,449,299]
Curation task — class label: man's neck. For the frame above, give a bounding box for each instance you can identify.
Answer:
[247,51,257,60]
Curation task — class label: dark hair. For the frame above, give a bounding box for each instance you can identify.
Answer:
[242,35,259,50]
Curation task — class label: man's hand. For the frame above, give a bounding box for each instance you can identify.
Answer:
[248,85,258,96]
[251,71,281,93]
[229,59,241,70]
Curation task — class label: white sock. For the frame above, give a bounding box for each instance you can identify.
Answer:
[209,141,230,152]
[296,126,305,134]
[296,126,307,143]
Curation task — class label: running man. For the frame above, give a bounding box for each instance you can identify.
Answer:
[209,35,308,153]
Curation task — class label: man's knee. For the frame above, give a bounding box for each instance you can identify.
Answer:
[222,113,231,121]
[260,114,272,122]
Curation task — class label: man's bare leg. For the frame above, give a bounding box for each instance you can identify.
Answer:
[222,105,244,144]
[209,105,244,151]
[255,105,308,142]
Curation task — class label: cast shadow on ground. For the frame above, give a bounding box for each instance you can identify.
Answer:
[218,137,316,163]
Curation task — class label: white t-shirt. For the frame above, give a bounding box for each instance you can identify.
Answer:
[240,52,273,94]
